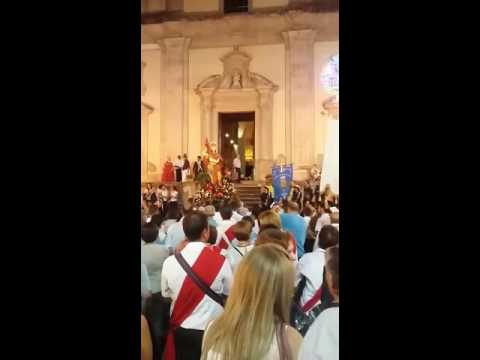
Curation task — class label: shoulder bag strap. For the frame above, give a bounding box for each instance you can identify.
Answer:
[174,252,225,307]
[231,243,244,257]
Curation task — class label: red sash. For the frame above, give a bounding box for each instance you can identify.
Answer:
[164,246,226,360]
[218,225,235,250]
[302,286,323,312]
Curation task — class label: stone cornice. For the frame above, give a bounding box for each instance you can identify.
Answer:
[142,10,338,49]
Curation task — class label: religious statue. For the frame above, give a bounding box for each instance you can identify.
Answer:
[203,138,223,185]
[231,70,242,89]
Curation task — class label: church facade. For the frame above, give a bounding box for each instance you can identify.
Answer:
[141,0,339,190]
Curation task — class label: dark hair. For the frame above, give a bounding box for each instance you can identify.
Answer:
[242,215,255,228]
[326,245,339,293]
[142,222,159,243]
[232,220,252,241]
[255,228,289,251]
[230,199,241,210]
[303,205,314,217]
[183,211,208,242]
[150,214,164,227]
[207,225,217,245]
[212,200,221,212]
[220,205,233,220]
[318,225,339,250]
[251,205,262,219]
[197,155,201,160]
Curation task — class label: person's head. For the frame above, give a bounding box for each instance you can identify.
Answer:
[212,200,221,212]
[287,201,299,213]
[324,184,331,193]
[220,205,233,220]
[303,205,315,217]
[207,225,217,245]
[197,155,201,160]
[204,205,216,217]
[242,215,255,229]
[325,245,339,301]
[150,213,164,227]
[177,155,181,160]
[182,211,209,242]
[201,244,294,360]
[256,228,289,251]
[258,210,281,229]
[232,220,252,242]
[318,225,339,250]
[183,153,188,159]
[141,222,159,244]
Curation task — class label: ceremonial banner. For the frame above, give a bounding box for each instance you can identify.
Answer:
[272,164,293,201]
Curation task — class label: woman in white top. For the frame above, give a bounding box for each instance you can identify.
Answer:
[225,220,254,273]
[202,244,303,360]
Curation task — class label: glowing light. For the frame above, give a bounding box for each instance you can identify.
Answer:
[225,133,230,138]
[230,140,234,144]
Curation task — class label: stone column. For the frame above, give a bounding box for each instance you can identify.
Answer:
[141,103,153,183]
[282,30,316,179]
[159,37,191,158]
[256,90,275,180]
[197,89,214,144]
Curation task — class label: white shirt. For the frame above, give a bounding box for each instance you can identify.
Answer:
[233,158,241,168]
[297,248,326,306]
[225,240,254,273]
[161,242,233,330]
[141,243,170,294]
[304,216,311,228]
[231,211,243,223]
[315,214,331,232]
[141,262,151,297]
[314,214,332,250]
[165,219,185,251]
[213,212,223,224]
[174,159,183,168]
[216,219,236,244]
[299,307,339,360]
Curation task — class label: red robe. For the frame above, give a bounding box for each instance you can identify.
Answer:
[161,161,175,183]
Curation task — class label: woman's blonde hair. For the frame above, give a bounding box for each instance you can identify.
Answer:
[201,244,294,360]
[258,210,281,229]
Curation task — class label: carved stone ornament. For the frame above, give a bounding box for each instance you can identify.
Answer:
[195,46,279,93]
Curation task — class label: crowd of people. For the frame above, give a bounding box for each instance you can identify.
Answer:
[141,185,339,360]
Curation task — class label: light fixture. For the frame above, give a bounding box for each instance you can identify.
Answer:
[225,133,230,138]
[230,140,234,144]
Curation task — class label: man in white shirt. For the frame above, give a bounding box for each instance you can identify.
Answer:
[299,245,339,360]
[215,204,237,244]
[165,217,186,254]
[161,211,233,360]
[141,223,170,295]
[297,225,339,307]
[233,155,241,182]
[314,205,332,250]
[174,155,183,182]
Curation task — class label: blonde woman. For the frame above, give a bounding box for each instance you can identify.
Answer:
[201,245,303,360]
